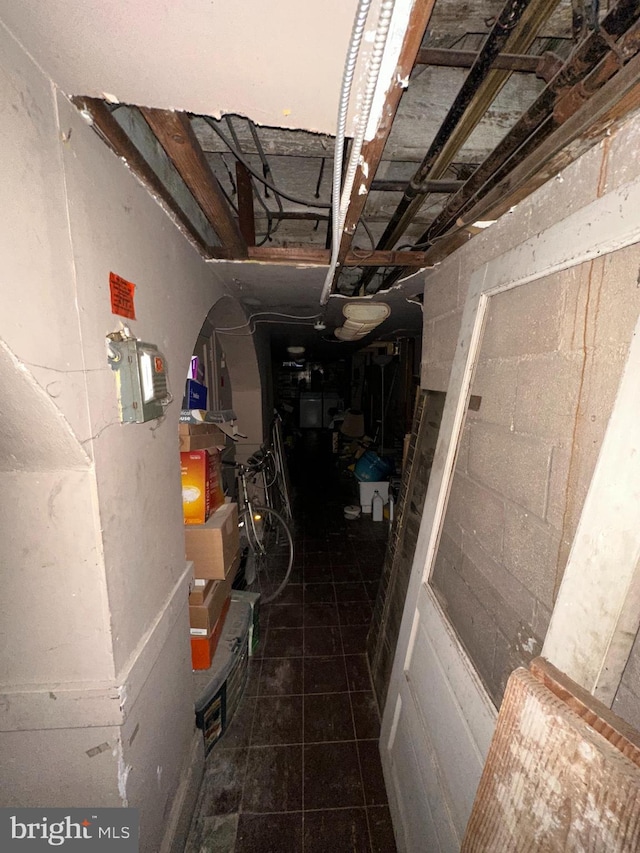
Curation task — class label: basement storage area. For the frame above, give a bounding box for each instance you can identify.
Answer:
[5,0,640,851]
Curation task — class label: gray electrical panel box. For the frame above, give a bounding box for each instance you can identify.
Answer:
[108,338,169,423]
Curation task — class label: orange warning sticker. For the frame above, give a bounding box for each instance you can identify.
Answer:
[109,272,136,320]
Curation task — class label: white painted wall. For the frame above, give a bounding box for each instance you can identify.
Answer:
[0,20,263,851]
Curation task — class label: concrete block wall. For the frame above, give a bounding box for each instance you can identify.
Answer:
[423,110,640,709]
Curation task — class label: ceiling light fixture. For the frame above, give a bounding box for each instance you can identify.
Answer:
[286,345,306,355]
[334,301,390,341]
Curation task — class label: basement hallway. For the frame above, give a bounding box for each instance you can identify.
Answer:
[185,429,398,852]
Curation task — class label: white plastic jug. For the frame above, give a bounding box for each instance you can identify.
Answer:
[372,490,384,522]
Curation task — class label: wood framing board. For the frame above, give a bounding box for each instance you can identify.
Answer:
[140,108,247,256]
[461,667,640,852]
[530,657,640,768]
[368,389,430,708]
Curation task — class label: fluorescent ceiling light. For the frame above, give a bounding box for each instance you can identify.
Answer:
[342,302,390,322]
[334,301,390,341]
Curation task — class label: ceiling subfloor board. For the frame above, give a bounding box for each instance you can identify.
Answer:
[73,97,215,258]
[140,108,248,258]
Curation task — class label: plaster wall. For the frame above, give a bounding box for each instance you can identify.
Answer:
[420,110,640,715]
[0,22,261,850]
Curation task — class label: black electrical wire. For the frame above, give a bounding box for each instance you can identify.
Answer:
[315,157,326,199]
[225,116,274,246]
[201,116,330,209]
[248,120,285,234]
[219,153,238,198]
[217,155,239,215]
[360,217,376,250]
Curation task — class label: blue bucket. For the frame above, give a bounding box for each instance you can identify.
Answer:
[354,451,391,482]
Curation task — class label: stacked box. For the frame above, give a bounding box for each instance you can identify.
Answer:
[189,575,234,636]
[187,532,240,670]
[193,599,252,754]
[178,421,227,452]
[188,578,214,606]
[190,597,231,670]
[183,379,208,410]
[184,502,239,579]
[181,449,224,525]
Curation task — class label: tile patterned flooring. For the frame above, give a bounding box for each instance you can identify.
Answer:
[185,433,397,852]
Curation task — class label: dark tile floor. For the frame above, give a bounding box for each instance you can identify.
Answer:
[185,431,397,853]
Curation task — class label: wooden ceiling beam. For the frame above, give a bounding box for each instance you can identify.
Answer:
[371,178,464,193]
[140,108,247,257]
[235,162,256,245]
[221,246,430,267]
[73,97,216,258]
[334,0,438,274]
[415,47,542,74]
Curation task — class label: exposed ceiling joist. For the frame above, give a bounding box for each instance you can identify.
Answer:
[74,97,217,258]
[430,26,640,255]
[415,46,545,73]
[360,0,563,293]
[208,246,430,267]
[371,178,464,192]
[140,108,248,257]
[235,162,256,245]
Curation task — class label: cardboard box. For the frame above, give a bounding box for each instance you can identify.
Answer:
[183,379,208,410]
[181,448,224,525]
[189,574,233,634]
[179,421,225,437]
[184,503,240,580]
[190,598,231,670]
[188,579,215,606]
[179,431,226,453]
[191,551,240,603]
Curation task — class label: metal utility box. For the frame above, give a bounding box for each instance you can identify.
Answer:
[108,338,169,423]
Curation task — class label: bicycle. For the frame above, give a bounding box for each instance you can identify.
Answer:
[227,452,294,604]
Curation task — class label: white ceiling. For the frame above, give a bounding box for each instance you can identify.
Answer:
[1,0,361,134]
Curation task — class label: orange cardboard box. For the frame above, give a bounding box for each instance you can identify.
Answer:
[190,597,231,670]
[181,449,224,525]
[184,502,239,580]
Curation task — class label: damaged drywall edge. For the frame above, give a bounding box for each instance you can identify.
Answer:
[0,339,93,471]
[115,739,132,807]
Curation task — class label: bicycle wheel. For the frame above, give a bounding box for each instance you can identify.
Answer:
[239,506,294,604]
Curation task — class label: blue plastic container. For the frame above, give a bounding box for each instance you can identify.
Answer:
[354,451,391,482]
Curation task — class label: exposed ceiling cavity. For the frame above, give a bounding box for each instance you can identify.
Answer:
[9,0,640,360]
